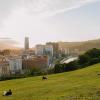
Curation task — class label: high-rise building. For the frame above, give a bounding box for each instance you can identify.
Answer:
[25,37,29,50]
[46,42,59,58]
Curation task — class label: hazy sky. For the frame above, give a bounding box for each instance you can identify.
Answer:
[0,0,100,47]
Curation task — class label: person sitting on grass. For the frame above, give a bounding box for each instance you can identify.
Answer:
[3,89,12,96]
[42,76,48,80]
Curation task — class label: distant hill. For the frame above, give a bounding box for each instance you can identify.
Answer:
[59,38,100,54]
[0,38,100,51]
[0,39,20,50]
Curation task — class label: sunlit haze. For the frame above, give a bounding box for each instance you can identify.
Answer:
[0,0,100,48]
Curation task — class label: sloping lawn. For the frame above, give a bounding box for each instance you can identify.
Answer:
[0,63,100,100]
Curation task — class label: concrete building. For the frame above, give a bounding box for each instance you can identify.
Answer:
[25,37,29,50]
[9,57,22,75]
[22,56,49,71]
[44,44,53,57]
[35,44,54,56]
[35,45,44,56]
[46,42,59,58]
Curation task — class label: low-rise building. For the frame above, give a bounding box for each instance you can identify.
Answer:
[9,57,22,75]
[0,60,10,77]
[22,56,49,71]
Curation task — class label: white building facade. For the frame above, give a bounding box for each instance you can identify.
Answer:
[9,58,22,75]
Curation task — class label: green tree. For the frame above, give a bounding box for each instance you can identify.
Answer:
[53,64,63,73]
[78,54,90,65]
[85,48,100,58]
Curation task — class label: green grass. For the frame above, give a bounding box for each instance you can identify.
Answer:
[0,63,100,100]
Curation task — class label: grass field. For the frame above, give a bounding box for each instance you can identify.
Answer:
[0,63,100,100]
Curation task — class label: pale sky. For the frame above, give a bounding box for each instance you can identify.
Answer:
[0,0,100,47]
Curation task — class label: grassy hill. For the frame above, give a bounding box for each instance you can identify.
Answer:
[0,63,100,100]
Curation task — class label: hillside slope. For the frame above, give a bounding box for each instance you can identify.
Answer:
[0,63,100,100]
[59,38,100,54]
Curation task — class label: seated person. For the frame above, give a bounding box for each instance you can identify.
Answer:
[3,89,12,96]
[42,76,47,80]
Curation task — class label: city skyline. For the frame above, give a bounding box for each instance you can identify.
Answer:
[0,0,100,47]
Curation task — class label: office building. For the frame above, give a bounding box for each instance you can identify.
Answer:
[35,45,44,56]
[25,37,29,50]
[46,42,59,58]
